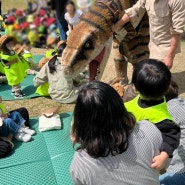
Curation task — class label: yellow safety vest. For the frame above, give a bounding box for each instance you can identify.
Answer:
[125,95,173,124]
[36,82,49,96]
[1,52,26,85]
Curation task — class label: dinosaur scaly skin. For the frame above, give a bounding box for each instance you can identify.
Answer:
[62,0,149,81]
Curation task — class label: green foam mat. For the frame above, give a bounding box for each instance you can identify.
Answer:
[0,55,44,100]
[0,112,74,185]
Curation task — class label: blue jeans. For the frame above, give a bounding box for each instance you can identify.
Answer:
[159,172,185,185]
[57,19,68,40]
[0,111,25,136]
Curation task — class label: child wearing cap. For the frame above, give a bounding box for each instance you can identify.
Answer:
[0,35,26,98]
[0,96,35,142]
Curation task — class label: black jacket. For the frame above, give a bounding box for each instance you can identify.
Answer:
[51,0,68,20]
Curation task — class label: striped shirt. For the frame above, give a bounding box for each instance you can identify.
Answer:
[166,98,185,174]
[70,120,162,185]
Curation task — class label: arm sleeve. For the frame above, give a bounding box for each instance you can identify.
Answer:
[170,0,185,34]
[125,0,146,23]
[64,13,68,21]
[70,171,87,185]
[156,120,181,158]
[33,64,48,87]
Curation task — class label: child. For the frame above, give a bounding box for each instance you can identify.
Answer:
[124,59,180,170]
[0,96,35,142]
[65,1,82,36]
[0,35,26,98]
[34,41,87,103]
[14,40,39,75]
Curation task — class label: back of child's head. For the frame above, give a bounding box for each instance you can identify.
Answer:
[165,80,179,102]
[48,42,67,74]
[132,59,171,99]
[71,81,135,158]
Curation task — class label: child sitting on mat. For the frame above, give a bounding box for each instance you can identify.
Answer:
[125,59,180,170]
[0,35,26,99]
[0,96,35,142]
[34,41,87,103]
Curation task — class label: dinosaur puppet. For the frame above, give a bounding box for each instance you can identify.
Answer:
[61,0,149,84]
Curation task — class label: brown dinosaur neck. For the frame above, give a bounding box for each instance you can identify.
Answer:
[96,0,120,23]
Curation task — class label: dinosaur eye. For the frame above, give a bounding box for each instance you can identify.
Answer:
[84,40,93,49]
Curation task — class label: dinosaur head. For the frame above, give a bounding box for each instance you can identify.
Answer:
[61,4,114,80]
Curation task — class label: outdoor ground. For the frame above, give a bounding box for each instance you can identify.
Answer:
[2,0,185,117]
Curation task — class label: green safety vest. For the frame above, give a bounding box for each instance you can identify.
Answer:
[124,95,173,124]
[20,52,34,71]
[0,103,6,114]
[0,61,5,74]
[45,49,57,58]
[1,52,26,85]
[36,82,49,96]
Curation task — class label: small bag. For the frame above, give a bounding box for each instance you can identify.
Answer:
[39,114,62,132]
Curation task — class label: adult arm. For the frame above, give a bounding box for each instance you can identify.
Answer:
[33,63,48,86]
[164,35,181,69]
[113,0,146,32]
[164,0,185,68]
[65,13,73,33]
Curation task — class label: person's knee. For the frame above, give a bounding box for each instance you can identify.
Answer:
[3,118,12,125]
[0,139,12,158]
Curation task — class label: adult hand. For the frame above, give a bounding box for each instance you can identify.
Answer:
[163,55,174,69]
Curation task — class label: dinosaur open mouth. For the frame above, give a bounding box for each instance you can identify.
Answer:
[89,48,105,81]
[89,60,100,81]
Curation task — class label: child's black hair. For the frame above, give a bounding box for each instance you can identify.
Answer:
[48,42,67,74]
[72,81,136,158]
[165,80,179,102]
[132,59,171,99]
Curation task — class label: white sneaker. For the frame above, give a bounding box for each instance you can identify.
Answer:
[23,127,35,136]
[15,132,31,142]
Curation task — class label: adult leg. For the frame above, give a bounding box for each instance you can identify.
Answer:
[159,172,185,185]
[57,19,67,41]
